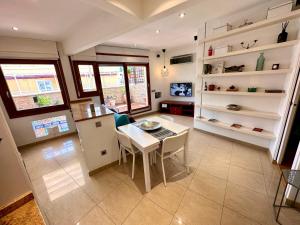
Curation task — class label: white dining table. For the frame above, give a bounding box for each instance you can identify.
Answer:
[118,116,190,192]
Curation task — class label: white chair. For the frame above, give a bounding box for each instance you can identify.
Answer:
[160,115,174,122]
[156,131,188,186]
[115,129,139,179]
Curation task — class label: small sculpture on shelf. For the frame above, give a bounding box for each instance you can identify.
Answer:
[277,21,289,43]
[208,118,218,122]
[224,65,245,73]
[265,89,285,93]
[238,19,253,28]
[256,52,265,71]
[231,124,242,128]
[203,64,212,74]
[204,82,208,91]
[208,45,213,56]
[253,128,263,132]
[226,104,241,111]
[208,84,216,91]
[248,87,257,92]
[226,85,239,92]
[240,40,258,49]
[272,64,280,70]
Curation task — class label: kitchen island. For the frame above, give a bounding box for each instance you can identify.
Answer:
[71,102,118,175]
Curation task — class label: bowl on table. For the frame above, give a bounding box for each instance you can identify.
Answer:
[140,120,161,131]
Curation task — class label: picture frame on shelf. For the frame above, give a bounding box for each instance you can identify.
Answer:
[212,61,224,74]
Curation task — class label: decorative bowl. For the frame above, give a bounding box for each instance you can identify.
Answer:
[140,121,161,131]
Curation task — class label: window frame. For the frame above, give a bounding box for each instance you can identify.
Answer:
[0,59,70,119]
[71,60,102,98]
[70,60,152,114]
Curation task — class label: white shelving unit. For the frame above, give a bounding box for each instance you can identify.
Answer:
[200,90,285,97]
[202,40,299,61]
[197,104,280,120]
[200,10,300,43]
[195,117,275,140]
[194,7,300,153]
[200,69,290,78]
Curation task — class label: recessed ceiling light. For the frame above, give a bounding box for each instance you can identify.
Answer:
[179,12,186,18]
[12,26,19,31]
[156,29,160,34]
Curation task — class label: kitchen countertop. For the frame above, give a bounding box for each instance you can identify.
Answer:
[71,102,114,122]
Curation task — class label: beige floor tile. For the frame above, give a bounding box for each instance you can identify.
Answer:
[123,198,173,225]
[231,145,263,173]
[175,190,222,225]
[76,206,115,225]
[76,169,123,203]
[198,159,230,180]
[146,182,186,214]
[36,186,95,225]
[228,165,267,195]
[224,182,272,225]
[221,207,262,225]
[170,217,188,225]
[99,182,142,225]
[189,170,227,204]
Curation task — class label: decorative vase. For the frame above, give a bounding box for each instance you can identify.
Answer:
[256,53,265,71]
[277,29,288,43]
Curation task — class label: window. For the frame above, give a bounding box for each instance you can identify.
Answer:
[32,115,69,138]
[72,62,100,98]
[0,59,69,118]
[37,80,53,92]
[71,60,151,114]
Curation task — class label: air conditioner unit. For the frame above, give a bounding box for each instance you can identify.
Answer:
[170,54,193,65]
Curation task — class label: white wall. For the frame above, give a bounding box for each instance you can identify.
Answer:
[0,106,31,207]
[164,45,196,102]
[0,37,77,146]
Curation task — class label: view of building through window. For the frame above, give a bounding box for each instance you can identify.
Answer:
[127,65,149,110]
[0,64,64,111]
[78,65,97,92]
[99,65,149,112]
[99,65,128,112]
[32,115,69,138]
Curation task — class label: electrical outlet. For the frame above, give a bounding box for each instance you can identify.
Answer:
[100,150,107,156]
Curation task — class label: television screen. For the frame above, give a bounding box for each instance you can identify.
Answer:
[170,82,192,97]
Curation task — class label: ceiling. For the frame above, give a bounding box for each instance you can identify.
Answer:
[0,0,269,54]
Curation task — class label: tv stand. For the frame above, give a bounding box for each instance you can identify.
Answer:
[159,100,194,117]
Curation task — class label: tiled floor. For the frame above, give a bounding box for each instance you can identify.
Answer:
[20,114,300,225]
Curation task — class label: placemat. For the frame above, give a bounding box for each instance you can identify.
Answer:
[133,120,176,141]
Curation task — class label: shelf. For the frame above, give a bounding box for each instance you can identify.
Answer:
[194,117,275,139]
[200,90,285,97]
[200,69,290,78]
[197,104,280,120]
[200,10,300,43]
[202,40,299,61]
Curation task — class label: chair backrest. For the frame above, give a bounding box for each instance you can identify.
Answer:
[115,128,132,150]
[160,115,174,122]
[161,131,188,154]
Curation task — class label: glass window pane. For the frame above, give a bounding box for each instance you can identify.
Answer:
[99,65,128,113]
[0,64,64,111]
[78,65,96,92]
[127,65,149,110]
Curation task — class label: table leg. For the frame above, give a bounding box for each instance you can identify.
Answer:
[142,152,151,192]
[184,132,190,173]
[276,183,288,223]
[273,173,283,206]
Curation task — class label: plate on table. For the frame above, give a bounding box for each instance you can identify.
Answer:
[140,121,161,131]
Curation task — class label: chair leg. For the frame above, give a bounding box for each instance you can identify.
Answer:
[161,158,167,186]
[132,153,135,179]
[118,147,122,165]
